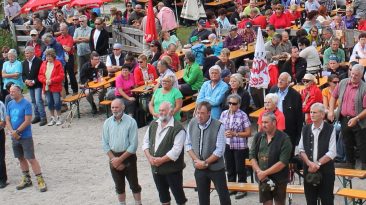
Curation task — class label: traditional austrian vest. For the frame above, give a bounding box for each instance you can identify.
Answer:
[109,54,125,67]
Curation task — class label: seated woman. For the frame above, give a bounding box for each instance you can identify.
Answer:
[149,75,183,121]
[114,64,136,116]
[179,51,204,97]
[133,54,158,86]
[322,74,339,113]
[148,40,163,67]
[306,26,322,47]
[216,8,232,29]
[285,4,301,22]
[342,7,357,29]
[208,33,223,57]
[257,93,286,131]
[222,73,251,114]
[38,48,65,126]
[161,30,181,51]
[316,5,331,26]
[215,48,236,74]
[302,10,322,33]
[269,4,291,29]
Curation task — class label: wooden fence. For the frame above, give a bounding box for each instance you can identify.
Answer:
[112,27,144,54]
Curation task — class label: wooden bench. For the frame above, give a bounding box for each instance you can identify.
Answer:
[336,188,366,205]
[100,100,112,118]
[63,93,86,118]
[249,107,264,119]
[181,102,196,122]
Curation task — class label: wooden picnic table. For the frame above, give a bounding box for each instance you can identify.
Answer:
[205,0,232,6]
[87,71,121,89]
[358,59,366,67]
[137,0,148,3]
[249,107,264,119]
[292,76,328,92]
[229,44,255,60]
[243,1,266,7]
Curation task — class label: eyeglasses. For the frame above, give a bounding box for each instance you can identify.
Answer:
[150,45,156,47]
[73,19,79,21]
[138,61,144,63]
[302,79,311,84]
[332,81,339,83]
[95,23,101,25]
[228,102,238,105]
[113,48,120,51]
[31,34,37,37]
[311,30,318,33]
[127,4,132,7]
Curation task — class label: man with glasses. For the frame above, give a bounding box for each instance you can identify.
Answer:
[68,15,80,37]
[89,17,109,62]
[80,52,107,114]
[105,43,125,99]
[52,11,67,37]
[45,6,59,26]
[25,30,46,58]
[74,15,92,75]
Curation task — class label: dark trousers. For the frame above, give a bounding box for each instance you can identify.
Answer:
[64,54,78,94]
[340,116,366,164]
[194,168,231,205]
[179,84,197,97]
[152,170,187,204]
[109,153,142,194]
[224,146,248,183]
[304,170,335,205]
[0,129,6,183]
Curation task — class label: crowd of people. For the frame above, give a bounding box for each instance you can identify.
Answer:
[1,0,366,205]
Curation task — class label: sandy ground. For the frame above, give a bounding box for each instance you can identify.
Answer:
[0,92,365,205]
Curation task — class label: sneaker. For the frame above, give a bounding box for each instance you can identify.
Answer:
[36,175,47,192]
[31,117,40,124]
[39,119,47,126]
[56,116,63,126]
[235,192,247,199]
[0,181,9,189]
[16,176,32,190]
[47,117,56,126]
[229,190,237,195]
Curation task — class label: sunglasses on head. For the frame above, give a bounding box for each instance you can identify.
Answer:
[228,102,238,105]
[302,79,311,83]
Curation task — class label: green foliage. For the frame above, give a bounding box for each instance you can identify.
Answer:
[0,29,16,51]
[176,26,195,45]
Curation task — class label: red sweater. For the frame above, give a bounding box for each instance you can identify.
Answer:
[285,10,301,22]
[160,52,180,72]
[133,64,158,86]
[38,60,65,92]
[300,84,323,114]
[269,13,291,29]
[359,19,366,31]
[251,15,267,29]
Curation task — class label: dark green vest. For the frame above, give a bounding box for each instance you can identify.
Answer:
[148,120,186,175]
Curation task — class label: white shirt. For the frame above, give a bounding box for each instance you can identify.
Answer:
[93,29,101,49]
[142,117,186,161]
[350,42,366,62]
[106,54,121,67]
[27,56,35,72]
[296,122,337,161]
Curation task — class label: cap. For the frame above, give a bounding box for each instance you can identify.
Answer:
[230,25,238,31]
[198,19,206,26]
[149,40,159,47]
[221,69,231,78]
[30,29,38,35]
[328,54,340,62]
[113,43,123,49]
[246,21,252,28]
[303,73,316,82]
[190,36,199,43]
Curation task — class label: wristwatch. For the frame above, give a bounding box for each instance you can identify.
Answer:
[15,130,20,135]
[204,160,209,167]
[317,161,322,166]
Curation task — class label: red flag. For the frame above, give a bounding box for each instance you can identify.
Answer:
[144,0,157,43]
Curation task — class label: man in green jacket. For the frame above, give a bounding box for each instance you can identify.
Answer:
[179,51,204,96]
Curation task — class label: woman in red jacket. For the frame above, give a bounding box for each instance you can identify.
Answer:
[300,74,323,124]
[269,4,291,29]
[133,54,158,86]
[38,48,65,126]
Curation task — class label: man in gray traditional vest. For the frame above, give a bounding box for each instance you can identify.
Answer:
[328,64,366,170]
[142,101,187,205]
[185,101,231,205]
[297,103,336,205]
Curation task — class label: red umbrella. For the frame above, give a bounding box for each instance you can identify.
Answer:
[144,0,158,43]
[56,0,73,7]
[70,0,112,8]
[20,0,58,13]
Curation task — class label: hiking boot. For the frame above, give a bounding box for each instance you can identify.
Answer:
[235,192,247,199]
[0,181,9,189]
[31,117,40,124]
[39,118,47,126]
[16,176,32,190]
[56,116,63,126]
[229,190,237,195]
[47,117,56,126]
[37,175,47,192]
[91,103,98,115]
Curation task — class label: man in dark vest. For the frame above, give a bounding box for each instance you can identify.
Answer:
[142,101,187,205]
[249,112,292,205]
[185,101,231,205]
[105,43,125,99]
[297,103,336,205]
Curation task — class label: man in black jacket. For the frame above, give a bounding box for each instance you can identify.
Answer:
[89,17,110,62]
[22,46,47,126]
[280,47,307,84]
[270,72,304,154]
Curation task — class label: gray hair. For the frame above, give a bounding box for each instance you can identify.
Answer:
[352,64,364,75]
[311,103,325,113]
[273,33,282,41]
[279,72,292,83]
[220,48,230,57]
[265,93,279,105]
[209,65,222,74]
[230,73,244,87]
[262,111,277,123]
[227,93,242,106]
[24,46,35,53]
[322,27,333,35]
[42,33,53,42]
[59,22,68,30]
[112,98,125,107]
[184,51,195,62]
[162,74,176,85]
[79,15,88,21]
[160,101,173,111]
[8,49,17,57]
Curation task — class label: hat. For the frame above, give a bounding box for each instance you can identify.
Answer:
[328,54,340,63]
[190,36,199,43]
[246,21,252,28]
[230,25,238,31]
[30,29,38,35]
[290,4,297,11]
[113,43,123,49]
[221,69,231,78]
[198,19,206,26]
[303,73,316,82]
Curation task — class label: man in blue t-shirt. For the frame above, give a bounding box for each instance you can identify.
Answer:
[5,85,47,192]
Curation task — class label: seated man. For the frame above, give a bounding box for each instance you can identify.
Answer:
[264,33,284,62]
[323,38,346,68]
[106,43,125,74]
[280,46,307,84]
[80,52,108,114]
[159,43,181,71]
[188,19,212,43]
[223,25,243,51]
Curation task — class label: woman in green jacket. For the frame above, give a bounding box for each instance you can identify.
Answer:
[179,51,204,96]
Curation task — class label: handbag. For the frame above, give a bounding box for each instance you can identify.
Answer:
[305,172,322,186]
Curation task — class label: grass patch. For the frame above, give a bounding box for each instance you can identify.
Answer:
[176,26,195,45]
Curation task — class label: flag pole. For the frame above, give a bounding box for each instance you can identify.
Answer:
[174,0,179,26]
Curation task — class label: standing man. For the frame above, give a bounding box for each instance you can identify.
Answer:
[102,98,142,205]
[73,15,92,75]
[249,112,292,205]
[328,64,366,170]
[6,85,47,192]
[22,46,47,126]
[0,100,7,188]
[89,17,110,62]
[185,101,231,205]
[142,102,187,205]
[297,103,336,205]
[270,72,304,152]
